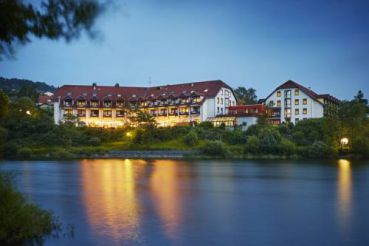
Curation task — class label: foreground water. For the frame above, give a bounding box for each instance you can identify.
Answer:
[1,159,369,246]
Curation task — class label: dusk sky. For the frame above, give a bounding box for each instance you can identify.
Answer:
[1,0,369,100]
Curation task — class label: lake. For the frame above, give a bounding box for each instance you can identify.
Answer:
[1,159,369,246]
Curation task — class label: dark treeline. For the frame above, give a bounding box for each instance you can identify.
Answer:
[0,89,368,159]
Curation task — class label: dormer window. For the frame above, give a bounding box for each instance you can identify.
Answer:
[64,98,73,107]
[116,100,124,107]
[103,99,112,108]
[77,99,86,107]
[90,99,99,108]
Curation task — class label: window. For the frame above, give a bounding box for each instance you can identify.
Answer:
[295,89,299,96]
[303,98,307,105]
[77,109,85,117]
[277,100,281,107]
[295,109,299,115]
[217,97,219,104]
[221,98,223,104]
[116,110,125,117]
[221,108,223,114]
[295,99,299,105]
[295,118,300,123]
[103,110,112,117]
[303,108,307,114]
[277,91,281,97]
[217,107,220,113]
[90,110,99,117]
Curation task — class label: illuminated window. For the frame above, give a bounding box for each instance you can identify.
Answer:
[303,98,307,105]
[295,89,299,96]
[277,100,281,107]
[295,99,299,105]
[303,108,307,114]
[103,110,112,117]
[90,110,99,117]
[277,91,281,97]
[295,109,299,115]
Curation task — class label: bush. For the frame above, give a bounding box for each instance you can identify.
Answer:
[279,139,297,155]
[17,147,33,159]
[0,173,59,245]
[87,137,101,146]
[305,141,332,158]
[183,130,198,146]
[50,149,75,159]
[244,136,260,154]
[201,140,230,157]
[0,127,8,144]
[0,142,18,159]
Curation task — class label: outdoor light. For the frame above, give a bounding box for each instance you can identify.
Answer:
[26,110,31,115]
[126,132,132,137]
[340,137,349,146]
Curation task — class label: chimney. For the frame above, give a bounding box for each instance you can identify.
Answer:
[115,83,119,87]
[92,82,97,90]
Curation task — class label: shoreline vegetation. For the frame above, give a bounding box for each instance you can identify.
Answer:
[0,90,369,161]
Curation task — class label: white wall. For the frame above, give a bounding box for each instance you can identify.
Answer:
[265,88,324,124]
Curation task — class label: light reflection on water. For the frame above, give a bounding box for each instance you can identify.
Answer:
[337,159,352,231]
[1,159,368,245]
[80,159,146,242]
[150,160,186,240]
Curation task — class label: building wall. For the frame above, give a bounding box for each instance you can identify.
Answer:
[214,87,237,116]
[265,87,324,124]
[55,86,237,127]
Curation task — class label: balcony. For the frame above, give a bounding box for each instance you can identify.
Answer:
[191,110,200,115]
[103,101,113,108]
[77,110,86,117]
[90,101,99,108]
[90,110,99,117]
[77,100,87,107]
[179,111,188,115]
[63,101,73,107]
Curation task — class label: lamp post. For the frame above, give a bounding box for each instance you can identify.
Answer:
[340,137,349,154]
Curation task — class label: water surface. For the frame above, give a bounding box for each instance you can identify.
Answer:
[1,159,369,246]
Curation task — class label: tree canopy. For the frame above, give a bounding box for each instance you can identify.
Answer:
[0,0,105,60]
[233,87,257,105]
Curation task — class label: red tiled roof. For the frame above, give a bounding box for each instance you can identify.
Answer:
[54,80,232,102]
[264,80,339,105]
[38,95,54,104]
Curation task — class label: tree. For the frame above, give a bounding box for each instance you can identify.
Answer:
[17,84,39,102]
[0,90,9,118]
[0,0,105,59]
[233,87,257,105]
[354,90,368,106]
[133,110,156,126]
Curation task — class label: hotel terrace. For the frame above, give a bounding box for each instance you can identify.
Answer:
[53,80,237,127]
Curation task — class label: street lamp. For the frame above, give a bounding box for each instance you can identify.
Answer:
[26,110,31,115]
[340,137,349,146]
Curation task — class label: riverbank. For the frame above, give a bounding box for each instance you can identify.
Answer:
[1,148,366,161]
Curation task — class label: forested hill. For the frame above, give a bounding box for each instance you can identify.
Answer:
[0,77,56,93]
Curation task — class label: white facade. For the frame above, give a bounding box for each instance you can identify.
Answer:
[265,87,324,124]
[54,86,237,127]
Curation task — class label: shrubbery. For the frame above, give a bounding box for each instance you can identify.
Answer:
[201,140,230,158]
[0,173,59,245]
[183,130,198,146]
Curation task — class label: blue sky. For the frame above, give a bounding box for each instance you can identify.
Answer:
[1,0,369,100]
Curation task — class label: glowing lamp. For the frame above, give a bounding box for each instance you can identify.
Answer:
[340,138,349,146]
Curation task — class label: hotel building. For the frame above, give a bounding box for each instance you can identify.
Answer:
[260,80,340,124]
[53,80,237,127]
